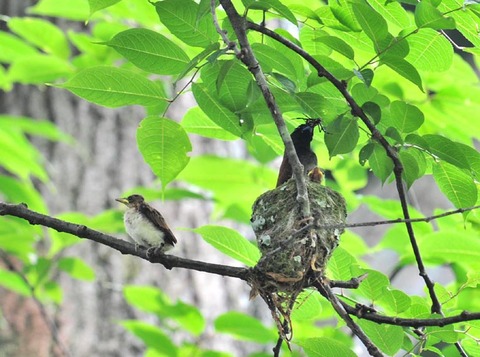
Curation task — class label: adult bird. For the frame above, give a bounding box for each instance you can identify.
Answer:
[116,194,177,256]
[276,120,322,187]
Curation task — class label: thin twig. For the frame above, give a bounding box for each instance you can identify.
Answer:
[314,279,383,357]
[216,0,311,217]
[0,202,249,281]
[0,251,71,357]
[318,205,480,230]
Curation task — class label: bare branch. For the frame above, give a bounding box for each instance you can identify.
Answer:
[314,279,383,357]
[216,0,311,217]
[319,205,480,230]
[0,202,249,281]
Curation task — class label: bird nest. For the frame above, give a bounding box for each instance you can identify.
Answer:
[249,178,346,340]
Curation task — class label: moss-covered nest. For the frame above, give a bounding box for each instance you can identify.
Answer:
[249,178,346,339]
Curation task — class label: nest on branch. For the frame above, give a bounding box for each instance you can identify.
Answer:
[249,178,346,341]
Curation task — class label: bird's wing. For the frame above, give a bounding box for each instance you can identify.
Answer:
[276,154,292,187]
[139,203,178,245]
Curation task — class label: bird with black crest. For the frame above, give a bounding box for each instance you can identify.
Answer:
[276,119,324,187]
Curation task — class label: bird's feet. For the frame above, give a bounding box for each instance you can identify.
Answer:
[146,243,166,259]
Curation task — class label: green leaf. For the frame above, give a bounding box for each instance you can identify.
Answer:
[194,225,260,266]
[378,288,411,314]
[0,115,71,142]
[432,161,477,209]
[422,134,470,169]
[57,257,95,281]
[326,247,358,281]
[181,107,238,141]
[419,231,480,266]
[121,321,177,357]
[0,32,38,63]
[214,312,276,343]
[175,42,220,81]
[368,143,393,182]
[314,35,354,60]
[352,2,389,50]
[357,269,389,301]
[178,156,276,209]
[89,0,121,16]
[252,0,297,25]
[296,337,356,357]
[155,0,218,48]
[381,56,423,91]
[29,0,90,21]
[192,83,246,137]
[406,28,453,71]
[57,66,166,107]
[105,29,190,75]
[324,116,359,157]
[252,43,298,81]
[137,117,191,188]
[390,100,424,133]
[8,54,74,84]
[0,269,31,296]
[8,17,69,59]
[415,0,456,30]
[294,92,330,119]
[330,0,361,31]
[358,320,404,355]
[399,148,426,188]
[291,291,323,321]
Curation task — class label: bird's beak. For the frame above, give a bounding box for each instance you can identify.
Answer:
[116,197,129,206]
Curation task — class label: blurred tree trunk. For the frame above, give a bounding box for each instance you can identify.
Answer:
[0,1,252,356]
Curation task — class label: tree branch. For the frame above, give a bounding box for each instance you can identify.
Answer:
[216,0,311,217]
[314,279,383,357]
[341,300,480,328]
[0,202,249,281]
[246,20,443,317]
[319,205,480,230]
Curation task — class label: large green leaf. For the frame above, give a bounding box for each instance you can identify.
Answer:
[181,107,238,141]
[381,56,423,92]
[194,225,260,266]
[155,0,218,48]
[368,143,393,183]
[28,0,90,20]
[415,0,456,30]
[106,29,190,75]
[352,2,389,51]
[432,161,477,209]
[214,312,276,343]
[88,0,122,16]
[358,320,404,355]
[192,83,247,137]
[422,134,470,170]
[296,337,356,357]
[357,269,389,301]
[324,115,359,157]
[8,17,70,59]
[406,28,453,72]
[137,117,191,188]
[57,257,95,281]
[390,100,424,133]
[0,32,38,63]
[57,66,166,107]
[419,231,480,266]
[120,321,177,357]
[8,54,74,84]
